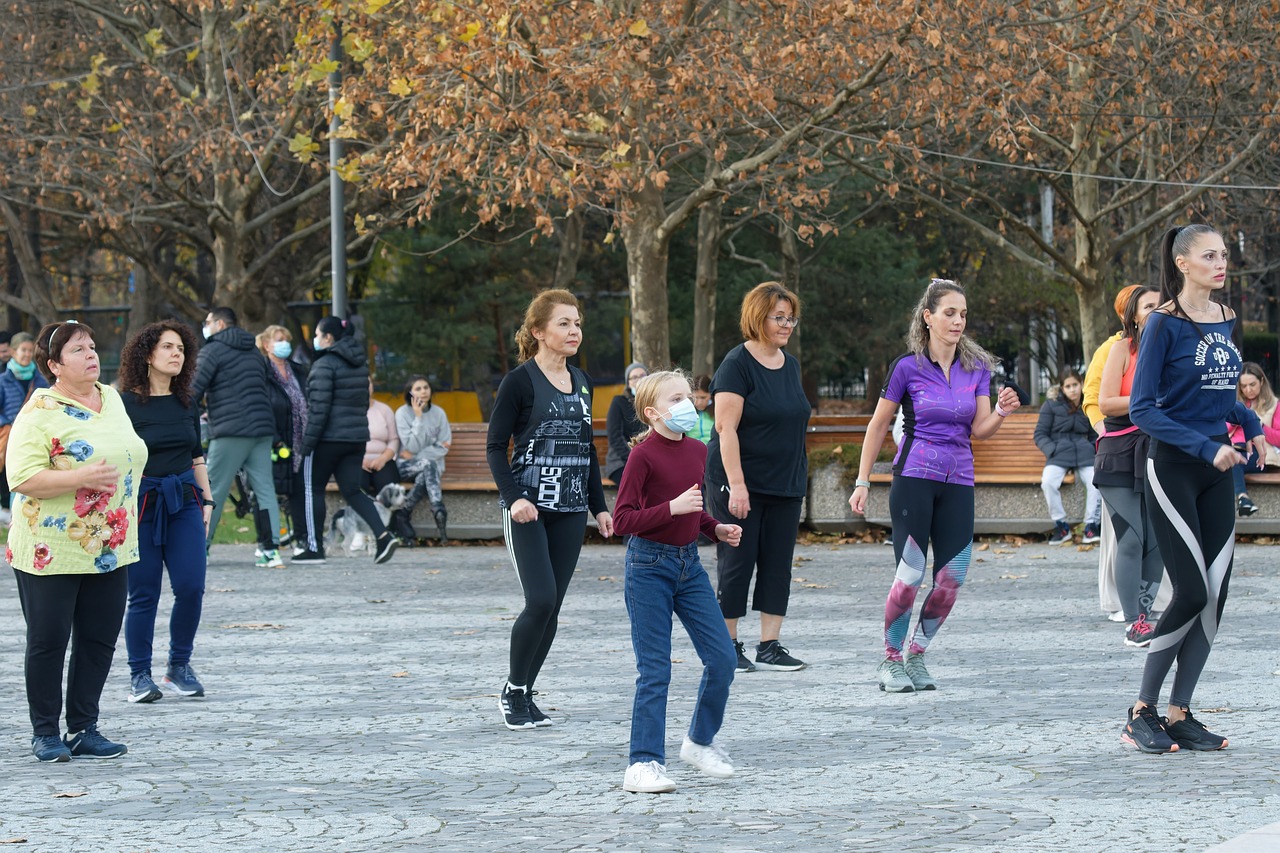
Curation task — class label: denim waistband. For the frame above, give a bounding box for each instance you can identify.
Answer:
[627,536,700,558]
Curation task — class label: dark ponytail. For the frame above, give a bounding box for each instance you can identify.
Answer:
[1159,224,1219,320]
[316,316,353,339]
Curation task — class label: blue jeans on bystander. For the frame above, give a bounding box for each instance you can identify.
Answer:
[624,536,736,766]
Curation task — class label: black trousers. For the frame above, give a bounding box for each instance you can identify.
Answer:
[361,461,401,496]
[705,484,804,619]
[13,567,128,737]
[502,507,588,689]
[300,441,388,553]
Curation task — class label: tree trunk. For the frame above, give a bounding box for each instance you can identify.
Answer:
[620,182,671,370]
[778,225,816,408]
[127,259,151,339]
[692,188,723,379]
[0,198,59,323]
[553,210,584,291]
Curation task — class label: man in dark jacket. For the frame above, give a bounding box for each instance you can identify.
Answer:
[193,307,281,563]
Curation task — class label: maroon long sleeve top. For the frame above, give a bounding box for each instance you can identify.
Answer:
[613,431,722,546]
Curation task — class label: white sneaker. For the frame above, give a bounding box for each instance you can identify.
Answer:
[680,736,734,778]
[1108,610,1126,623]
[623,760,676,793]
[350,532,367,551]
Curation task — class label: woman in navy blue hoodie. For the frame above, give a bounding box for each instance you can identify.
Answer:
[1119,225,1266,754]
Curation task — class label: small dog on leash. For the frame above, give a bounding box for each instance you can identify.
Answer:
[327,483,407,557]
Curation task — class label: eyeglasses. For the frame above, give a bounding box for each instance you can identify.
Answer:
[768,315,800,328]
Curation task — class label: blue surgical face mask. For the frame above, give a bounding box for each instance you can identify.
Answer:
[313,336,327,352]
[272,341,292,359]
[660,398,699,435]
[202,324,213,340]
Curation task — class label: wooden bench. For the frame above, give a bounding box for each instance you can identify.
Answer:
[439,423,499,491]
[803,412,1066,485]
[344,411,1057,494]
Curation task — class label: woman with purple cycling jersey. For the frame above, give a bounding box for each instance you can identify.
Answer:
[849,279,1021,692]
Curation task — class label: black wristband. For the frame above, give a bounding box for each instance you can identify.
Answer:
[202,499,215,508]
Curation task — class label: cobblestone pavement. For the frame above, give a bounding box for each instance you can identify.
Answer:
[1,538,1278,852]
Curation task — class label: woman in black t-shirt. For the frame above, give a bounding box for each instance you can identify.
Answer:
[706,282,811,674]
[486,289,614,731]
[119,321,216,704]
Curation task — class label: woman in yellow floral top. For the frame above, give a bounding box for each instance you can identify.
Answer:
[7,320,147,762]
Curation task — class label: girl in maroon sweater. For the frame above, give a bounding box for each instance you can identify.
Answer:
[613,371,743,794]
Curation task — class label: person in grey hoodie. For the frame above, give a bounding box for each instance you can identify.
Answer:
[294,316,397,565]
[393,375,451,543]
[192,307,281,563]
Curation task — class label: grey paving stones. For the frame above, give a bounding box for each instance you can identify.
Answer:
[1,540,1278,851]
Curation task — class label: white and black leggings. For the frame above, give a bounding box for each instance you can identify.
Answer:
[1139,441,1235,708]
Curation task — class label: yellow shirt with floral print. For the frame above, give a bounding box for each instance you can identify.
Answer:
[5,384,148,576]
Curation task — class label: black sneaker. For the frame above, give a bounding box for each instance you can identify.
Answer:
[31,735,71,763]
[292,549,327,565]
[1238,494,1259,517]
[755,640,806,671]
[1081,523,1101,544]
[128,671,163,704]
[374,533,399,564]
[1167,710,1228,751]
[1047,520,1073,545]
[733,640,756,673]
[527,691,553,728]
[163,663,205,697]
[1120,705,1179,753]
[64,725,127,759]
[499,685,536,731]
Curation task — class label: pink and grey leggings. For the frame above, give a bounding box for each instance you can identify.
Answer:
[884,476,974,661]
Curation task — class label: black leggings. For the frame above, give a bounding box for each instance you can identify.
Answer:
[13,567,127,737]
[300,441,388,552]
[502,507,587,689]
[1140,443,1235,708]
[706,485,804,619]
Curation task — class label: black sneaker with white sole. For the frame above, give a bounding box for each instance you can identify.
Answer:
[527,691,553,727]
[755,640,806,671]
[1167,710,1228,751]
[733,640,756,673]
[1120,705,1179,753]
[374,534,398,564]
[499,686,536,731]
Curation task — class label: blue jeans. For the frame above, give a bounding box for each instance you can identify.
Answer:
[126,497,207,674]
[625,537,736,765]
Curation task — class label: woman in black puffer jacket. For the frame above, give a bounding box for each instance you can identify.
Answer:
[1034,369,1102,545]
[294,317,397,565]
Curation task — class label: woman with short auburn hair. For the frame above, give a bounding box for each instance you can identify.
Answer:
[705,281,811,674]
